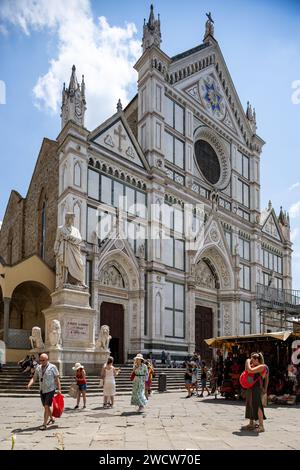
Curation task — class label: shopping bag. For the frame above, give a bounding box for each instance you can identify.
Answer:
[130,371,136,381]
[68,383,79,399]
[239,370,260,389]
[52,393,64,418]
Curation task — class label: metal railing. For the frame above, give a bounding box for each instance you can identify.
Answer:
[256,284,300,314]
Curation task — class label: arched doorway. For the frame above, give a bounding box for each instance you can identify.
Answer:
[195,259,219,362]
[100,302,124,364]
[9,281,51,349]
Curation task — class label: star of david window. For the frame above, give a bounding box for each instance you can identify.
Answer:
[194,139,220,185]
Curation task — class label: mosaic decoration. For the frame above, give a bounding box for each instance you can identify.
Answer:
[200,74,225,119]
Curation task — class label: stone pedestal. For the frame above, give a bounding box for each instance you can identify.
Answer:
[43,287,108,375]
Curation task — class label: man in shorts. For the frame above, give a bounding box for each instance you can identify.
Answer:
[27,353,61,430]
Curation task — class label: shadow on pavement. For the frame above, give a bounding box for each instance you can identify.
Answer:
[120,411,144,416]
[233,431,259,437]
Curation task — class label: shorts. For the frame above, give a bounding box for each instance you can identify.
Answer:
[201,379,207,387]
[40,390,55,407]
[185,379,192,385]
[78,384,87,391]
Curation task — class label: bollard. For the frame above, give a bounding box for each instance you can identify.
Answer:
[158,372,167,392]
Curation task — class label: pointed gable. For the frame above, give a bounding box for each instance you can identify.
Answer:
[262,211,283,242]
[89,112,149,170]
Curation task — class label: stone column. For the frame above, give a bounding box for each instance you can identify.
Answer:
[3,297,11,344]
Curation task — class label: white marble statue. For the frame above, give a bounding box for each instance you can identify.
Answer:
[54,212,86,288]
[48,319,62,347]
[95,325,112,351]
[29,326,45,350]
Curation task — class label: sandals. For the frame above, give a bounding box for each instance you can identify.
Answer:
[256,425,265,433]
[241,424,256,431]
[39,424,47,430]
[47,418,55,425]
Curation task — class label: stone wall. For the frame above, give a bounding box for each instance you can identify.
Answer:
[0,191,24,265]
[24,138,59,269]
[0,138,59,270]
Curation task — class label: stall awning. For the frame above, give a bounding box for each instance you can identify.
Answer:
[205,331,300,348]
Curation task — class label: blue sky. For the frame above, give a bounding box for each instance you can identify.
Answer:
[0,0,300,286]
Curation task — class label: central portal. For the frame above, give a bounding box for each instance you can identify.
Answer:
[100,302,124,364]
[195,305,213,362]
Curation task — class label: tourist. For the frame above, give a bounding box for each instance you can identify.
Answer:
[101,356,120,408]
[72,362,87,409]
[166,352,172,368]
[27,353,61,430]
[199,360,210,397]
[161,350,166,365]
[191,362,199,396]
[131,353,148,412]
[242,352,269,433]
[145,360,154,399]
[184,362,193,398]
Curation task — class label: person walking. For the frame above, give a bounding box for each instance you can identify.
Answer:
[27,353,61,430]
[72,362,87,409]
[131,353,148,412]
[184,362,193,398]
[145,360,154,399]
[199,360,210,397]
[161,350,166,365]
[242,352,269,433]
[101,356,120,408]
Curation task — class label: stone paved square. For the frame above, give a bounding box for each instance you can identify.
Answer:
[0,392,299,450]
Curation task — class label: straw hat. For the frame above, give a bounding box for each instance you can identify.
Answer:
[72,362,84,370]
[133,353,144,361]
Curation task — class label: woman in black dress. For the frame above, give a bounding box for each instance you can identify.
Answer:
[242,352,269,433]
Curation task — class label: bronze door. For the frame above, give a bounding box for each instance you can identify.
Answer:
[195,305,213,362]
[100,302,124,364]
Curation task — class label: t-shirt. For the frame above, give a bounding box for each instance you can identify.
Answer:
[34,363,59,393]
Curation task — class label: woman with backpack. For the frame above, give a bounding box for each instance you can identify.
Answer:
[241,352,269,433]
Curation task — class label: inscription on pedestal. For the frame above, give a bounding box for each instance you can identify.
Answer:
[65,320,89,341]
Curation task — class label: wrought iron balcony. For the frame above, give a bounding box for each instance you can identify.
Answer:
[256,283,300,314]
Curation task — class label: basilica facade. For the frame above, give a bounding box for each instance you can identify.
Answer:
[0,7,292,362]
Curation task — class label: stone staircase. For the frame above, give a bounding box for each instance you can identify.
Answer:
[0,365,186,397]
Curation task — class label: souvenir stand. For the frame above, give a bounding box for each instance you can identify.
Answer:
[205,331,300,404]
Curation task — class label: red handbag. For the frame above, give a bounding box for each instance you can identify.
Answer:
[130,371,136,381]
[52,393,64,418]
[239,370,260,389]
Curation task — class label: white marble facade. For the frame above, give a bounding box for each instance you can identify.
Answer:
[56,8,292,360]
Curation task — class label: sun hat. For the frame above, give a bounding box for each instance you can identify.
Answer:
[72,362,84,370]
[133,353,144,361]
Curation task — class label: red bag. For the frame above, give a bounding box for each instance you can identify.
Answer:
[52,393,64,418]
[130,371,136,381]
[239,370,260,389]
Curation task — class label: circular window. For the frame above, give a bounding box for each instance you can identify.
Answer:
[194,139,221,185]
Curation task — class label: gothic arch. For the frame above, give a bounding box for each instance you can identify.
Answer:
[73,161,82,187]
[98,250,140,291]
[195,244,234,290]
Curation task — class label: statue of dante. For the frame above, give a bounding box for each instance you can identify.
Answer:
[54,212,86,288]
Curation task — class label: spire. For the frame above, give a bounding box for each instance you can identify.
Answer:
[203,12,215,43]
[246,100,257,133]
[61,65,86,129]
[142,4,161,52]
[268,200,272,211]
[116,99,123,112]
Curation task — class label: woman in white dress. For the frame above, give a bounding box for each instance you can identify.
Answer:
[101,356,120,408]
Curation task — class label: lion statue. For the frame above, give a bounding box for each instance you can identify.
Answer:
[29,326,45,350]
[48,319,62,347]
[95,325,112,351]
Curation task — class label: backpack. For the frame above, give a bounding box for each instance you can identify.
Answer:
[239,370,261,389]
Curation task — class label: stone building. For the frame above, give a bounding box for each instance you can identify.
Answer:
[0,7,293,363]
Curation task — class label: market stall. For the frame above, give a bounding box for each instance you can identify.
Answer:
[205,331,300,404]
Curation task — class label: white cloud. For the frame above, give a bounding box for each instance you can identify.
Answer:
[0,0,141,129]
[289,201,300,219]
[289,182,300,191]
[291,228,300,242]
